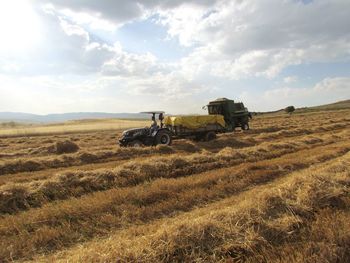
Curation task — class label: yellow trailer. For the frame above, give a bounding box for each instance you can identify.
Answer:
[163,115,225,129]
[164,114,226,141]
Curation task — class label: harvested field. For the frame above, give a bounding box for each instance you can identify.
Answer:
[0,118,149,138]
[0,110,349,262]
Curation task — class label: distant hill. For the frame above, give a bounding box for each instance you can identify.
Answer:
[252,99,350,116]
[0,112,150,123]
[1,99,349,123]
[297,99,350,112]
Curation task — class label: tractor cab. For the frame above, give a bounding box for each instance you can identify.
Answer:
[141,111,165,131]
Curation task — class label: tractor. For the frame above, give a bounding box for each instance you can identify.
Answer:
[119,111,172,147]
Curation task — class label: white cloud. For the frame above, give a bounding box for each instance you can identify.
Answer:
[34,0,219,28]
[0,8,114,75]
[1,0,350,114]
[0,4,172,79]
[0,1,42,52]
[159,0,350,79]
[5,0,349,81]
[0,73,211,114]
[34,0,144,25]
[59,8,117,31]
[314,77,350,93]
[157,4,210,47]
[123,72,207,98]
[284,76,298,84]
[101,45,160,77]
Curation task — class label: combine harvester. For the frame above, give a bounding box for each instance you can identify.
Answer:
[119,98,252,147]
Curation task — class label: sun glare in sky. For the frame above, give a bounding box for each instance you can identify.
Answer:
[0,1,349,114]
[0,0,41,52]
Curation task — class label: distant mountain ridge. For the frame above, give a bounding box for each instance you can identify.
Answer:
[0,112,150,123]
[250,99,350,115]
[1,99,349,123]
[304,99,350,111]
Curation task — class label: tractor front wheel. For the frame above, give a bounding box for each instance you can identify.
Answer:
[127,140,143,147]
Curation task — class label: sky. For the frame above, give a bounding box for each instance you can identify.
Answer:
[0,0,349,114]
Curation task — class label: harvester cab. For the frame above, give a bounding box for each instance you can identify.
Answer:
[207,98,251,131]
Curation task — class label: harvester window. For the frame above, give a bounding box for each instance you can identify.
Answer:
[208,105,223,115]
[234,103,244,111]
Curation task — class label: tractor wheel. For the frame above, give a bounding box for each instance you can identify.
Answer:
[205,131,217,141]
[156,130,172,146]
[127,140,143,147]
[241,123,250,130]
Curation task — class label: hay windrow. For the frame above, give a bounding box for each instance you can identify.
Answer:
[37,152,350,263]
[1,133,348,215]
[1,109,350,262]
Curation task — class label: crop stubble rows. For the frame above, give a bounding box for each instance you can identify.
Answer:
[0,110,349,262]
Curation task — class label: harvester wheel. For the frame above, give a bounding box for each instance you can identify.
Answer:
[156,130,172,146]
[127,140,143,147]
[242,123,250,130]
[205,131,217,141]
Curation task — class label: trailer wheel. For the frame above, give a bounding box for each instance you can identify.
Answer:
[193,133,204,141]
[205,131,217,141]
[241,123,250,130]
[156,131,172,146]
[127,140,143,147]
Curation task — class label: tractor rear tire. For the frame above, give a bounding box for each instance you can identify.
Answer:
[205,131,217,141]
[156,130,172,146]
[127,140,143,147]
